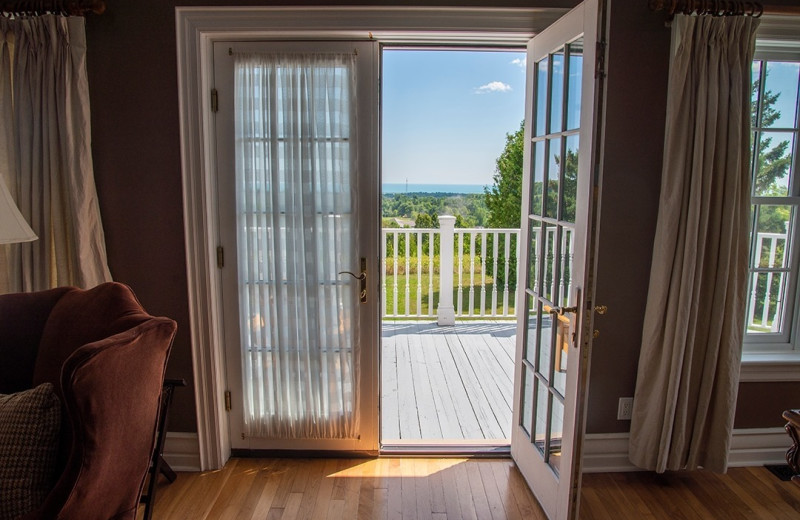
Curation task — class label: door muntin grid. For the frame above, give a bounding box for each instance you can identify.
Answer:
[520,37,583,477]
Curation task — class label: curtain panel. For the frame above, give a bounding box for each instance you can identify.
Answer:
[0,15,111,293]
[629,14,760,473]
[234,52,360,440]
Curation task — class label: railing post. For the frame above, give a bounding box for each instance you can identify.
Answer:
[438,215,456,326]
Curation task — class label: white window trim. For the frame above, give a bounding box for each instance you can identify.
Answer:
[175,5,566,471]
[741,14,800,381]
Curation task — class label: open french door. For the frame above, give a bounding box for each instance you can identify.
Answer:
[511,1,605,519]
[213,41,380,452]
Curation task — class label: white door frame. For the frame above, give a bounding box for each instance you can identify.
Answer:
[175,6,566,471]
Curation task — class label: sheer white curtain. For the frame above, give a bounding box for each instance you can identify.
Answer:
[0,15,111,293]
[234,52,359,439]
[629,14,759,473]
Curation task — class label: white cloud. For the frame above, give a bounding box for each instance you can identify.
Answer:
[511,57,527,68]
[475,81,512,94]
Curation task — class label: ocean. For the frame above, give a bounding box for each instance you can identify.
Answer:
[382,183,487,194]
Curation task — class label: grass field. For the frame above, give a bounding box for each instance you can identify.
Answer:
[381,273,517,317]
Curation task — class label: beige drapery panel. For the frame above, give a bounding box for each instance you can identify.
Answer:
[628,14,759,473]
[0,15,111,293]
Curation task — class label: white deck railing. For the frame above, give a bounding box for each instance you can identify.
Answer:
[381,215,521,321]
[747,231,788,333]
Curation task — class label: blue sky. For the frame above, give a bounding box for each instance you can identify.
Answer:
[382,49,526,186]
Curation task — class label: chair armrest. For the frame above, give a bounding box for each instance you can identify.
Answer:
[27,317,176,520]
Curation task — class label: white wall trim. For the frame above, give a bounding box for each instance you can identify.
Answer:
[175,6,565,471]
[582,428,789,473]
[163,432,202,472]
[740,353,800,382]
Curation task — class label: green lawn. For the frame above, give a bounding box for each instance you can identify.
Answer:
[382,273,517,317]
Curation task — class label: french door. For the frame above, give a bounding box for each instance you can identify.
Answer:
[511,1,604,519]
[213,41,380,451]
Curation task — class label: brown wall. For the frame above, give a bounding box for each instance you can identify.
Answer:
[84,0,800,435]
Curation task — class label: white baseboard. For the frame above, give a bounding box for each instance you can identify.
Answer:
[582,428,789,473]
[163,432,202,472]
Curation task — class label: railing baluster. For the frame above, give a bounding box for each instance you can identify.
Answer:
[492,232,499,317]
[480,231,487,317]
[428,230,434,317]
[457,231,464,317]
[468,232,476,317]
[382,229,387,318]
[404,230,411,316]
[417,231,423,317]
[762,236,778,327]
[393,231,398,317]
[503,231,511,317]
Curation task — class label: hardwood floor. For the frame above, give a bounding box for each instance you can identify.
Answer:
[139,458,800,519]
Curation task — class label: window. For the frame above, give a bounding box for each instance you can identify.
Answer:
[744,40,800,355]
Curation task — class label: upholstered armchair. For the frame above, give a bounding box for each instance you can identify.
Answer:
[0,282,177,520]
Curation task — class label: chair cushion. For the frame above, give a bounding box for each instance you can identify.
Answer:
[0,383,61,520]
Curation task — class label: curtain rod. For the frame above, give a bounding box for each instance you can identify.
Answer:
[0,0,105,16]
[649,1,764,19]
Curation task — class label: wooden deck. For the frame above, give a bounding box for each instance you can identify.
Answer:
[381,320,517,442]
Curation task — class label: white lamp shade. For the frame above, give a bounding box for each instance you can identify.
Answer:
[0,178,37,244]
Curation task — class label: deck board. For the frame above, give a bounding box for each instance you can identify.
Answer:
[381,320,516,442]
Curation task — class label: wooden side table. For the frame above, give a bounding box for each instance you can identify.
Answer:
[140,378,186,520]
[783,409,800,488]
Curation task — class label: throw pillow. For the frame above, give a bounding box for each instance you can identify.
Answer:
[0,383,61,520]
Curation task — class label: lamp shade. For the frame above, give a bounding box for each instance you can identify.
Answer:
[0,178,37,244]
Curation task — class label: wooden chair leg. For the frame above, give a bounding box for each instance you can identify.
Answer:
[142,379,186,520]
[782,409,800,488]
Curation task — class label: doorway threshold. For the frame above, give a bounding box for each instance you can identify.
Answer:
[381,439,511,458]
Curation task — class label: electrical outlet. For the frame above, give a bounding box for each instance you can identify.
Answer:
[617,397,633,420]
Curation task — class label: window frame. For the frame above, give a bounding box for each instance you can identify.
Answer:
[740,15,800,380]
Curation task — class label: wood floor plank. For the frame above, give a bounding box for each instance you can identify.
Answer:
[407,325,443,439]
[395,332,422,440]
[145,458,800,520]
[444,332,504,439]
[418,324,465,439]
[381,330,401,440]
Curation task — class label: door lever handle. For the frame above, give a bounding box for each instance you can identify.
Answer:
[339,257,367,303]
[339,271,366,281]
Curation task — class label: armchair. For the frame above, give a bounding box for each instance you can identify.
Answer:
[0,282,177,520]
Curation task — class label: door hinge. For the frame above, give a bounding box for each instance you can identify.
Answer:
[211,88,219,113]
[216,246,224,268]
[224,390,232,412]
[595,41,607,79]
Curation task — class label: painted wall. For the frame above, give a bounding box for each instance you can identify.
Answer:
[84,0,800,435]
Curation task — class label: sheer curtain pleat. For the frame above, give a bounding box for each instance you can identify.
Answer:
[234,52,359,439]
[0,15,111,293]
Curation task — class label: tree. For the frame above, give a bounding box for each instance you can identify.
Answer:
[485,121,525,229]
[414,213,437,229]
[484,122,525,289]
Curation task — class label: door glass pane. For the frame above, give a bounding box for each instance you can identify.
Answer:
[548,394,564,475]
[522,366,535,436]
[531,140,546,216]
[560,228,574,308]
[528,220,542,292]
[526,296,540,365]
[550,48,565,133]
[566,39,583,131]
[544,225,558,302]
[563,134,579,223]
[538,309,552,379]
[534,378,548,455]
[545,137,562,219]
[536,58,549,137]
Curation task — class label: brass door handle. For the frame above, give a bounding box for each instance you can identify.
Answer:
[549,305,578,316]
